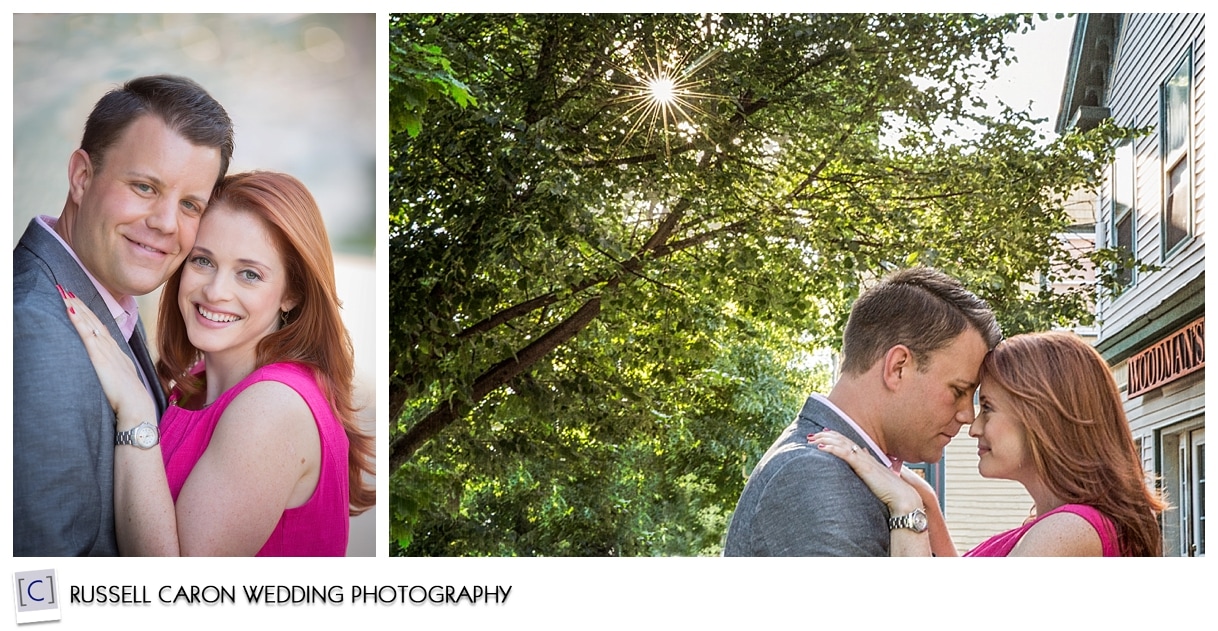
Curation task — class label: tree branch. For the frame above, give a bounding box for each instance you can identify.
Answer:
[390,293,606,469]
[392,208,745,470]
[457,196,692,339]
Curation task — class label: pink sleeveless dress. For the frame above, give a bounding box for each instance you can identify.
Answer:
[964,504,1121,557]
[159,361,350,556]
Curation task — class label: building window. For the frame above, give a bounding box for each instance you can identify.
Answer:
[1111,139,1135,288]
[1161,423,1205,556]
[1161,52,1192,257]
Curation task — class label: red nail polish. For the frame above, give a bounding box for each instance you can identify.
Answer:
[68,291,76,299]
[56,284,67,299]
[69,306,75,314]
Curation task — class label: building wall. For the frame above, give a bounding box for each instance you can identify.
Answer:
[1122,366,1204,435]
[1091,13,1206,557]
[1096,13,1204,342]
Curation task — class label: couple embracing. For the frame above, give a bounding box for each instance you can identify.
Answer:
[14,75,374,556]
[724,268,1164,557]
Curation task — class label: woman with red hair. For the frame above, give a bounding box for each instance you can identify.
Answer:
[811,331,1164,556]
[63,171,374,556]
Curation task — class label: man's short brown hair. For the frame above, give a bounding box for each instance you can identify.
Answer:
[839,267,1001,375]
[80,74,234,185]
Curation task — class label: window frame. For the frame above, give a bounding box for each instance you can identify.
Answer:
[1159,420,1205,557]
[1110,138,1137,290]
[1159,50,1194,260]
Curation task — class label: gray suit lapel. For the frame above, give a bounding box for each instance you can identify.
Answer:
[17,219,169,416]
[128,318,167,417]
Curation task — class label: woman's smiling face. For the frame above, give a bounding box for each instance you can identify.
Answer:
[971,376,1032,483]
[177,203,296,360]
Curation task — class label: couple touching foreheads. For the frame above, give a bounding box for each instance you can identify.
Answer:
[14,75,374,557]
[724,267,1165,557]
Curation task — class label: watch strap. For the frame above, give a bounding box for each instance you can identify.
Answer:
[115,421,159,448]
[888,508,927,532]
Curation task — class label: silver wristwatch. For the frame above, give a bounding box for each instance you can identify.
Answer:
[115,421,159,449]
[888,507,929,533]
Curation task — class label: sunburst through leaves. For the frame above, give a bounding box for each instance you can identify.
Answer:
[607,45,726,157]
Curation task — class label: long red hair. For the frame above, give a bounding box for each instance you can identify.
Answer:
[156,171,375,515]
[980,331,1165,556]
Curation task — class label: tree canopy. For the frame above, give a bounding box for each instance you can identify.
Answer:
[389,13,1129,555]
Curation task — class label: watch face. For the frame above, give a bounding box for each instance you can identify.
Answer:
[133,424,158,449]
[912,510,929,532]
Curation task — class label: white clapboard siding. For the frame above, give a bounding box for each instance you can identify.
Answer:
[1120,366,1205,434]
[1096,13,1205,337]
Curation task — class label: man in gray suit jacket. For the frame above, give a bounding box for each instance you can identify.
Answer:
[13,76,234,556]
[724,267,1002,556]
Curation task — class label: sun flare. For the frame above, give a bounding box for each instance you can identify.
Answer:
[647,77,677,105]
[607,46,725,156]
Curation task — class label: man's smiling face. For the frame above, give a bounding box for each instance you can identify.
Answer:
[65,114,220,301]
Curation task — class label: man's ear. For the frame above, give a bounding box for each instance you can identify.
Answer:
[881,344,912,391]
[67,149,93,206]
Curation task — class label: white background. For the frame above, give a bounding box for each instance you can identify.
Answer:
[3,5,1211,630]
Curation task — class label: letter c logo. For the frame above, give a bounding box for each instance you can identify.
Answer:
[26,579,45,602]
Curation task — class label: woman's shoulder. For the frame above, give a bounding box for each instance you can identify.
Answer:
[229,361,321,405]
[1044,503,1111,521]
[247,360,315,382]
[1008,504,1108,557]
[229,361,319,398]
[217,378,317,445]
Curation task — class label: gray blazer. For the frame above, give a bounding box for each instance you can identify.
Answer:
[13,218,167,556]
[723,396,890,556]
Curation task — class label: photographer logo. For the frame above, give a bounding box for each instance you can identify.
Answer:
[13,569,60,624]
